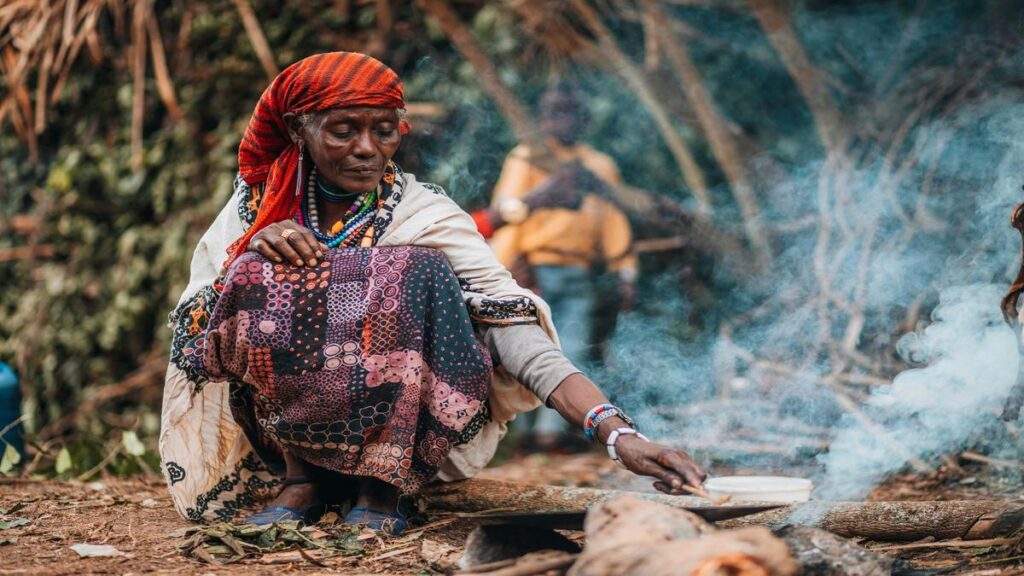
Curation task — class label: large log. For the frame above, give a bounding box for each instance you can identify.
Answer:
[420,479,1024,541]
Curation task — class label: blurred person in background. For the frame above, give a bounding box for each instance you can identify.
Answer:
[476,81,638,451]
[160,52,702,536]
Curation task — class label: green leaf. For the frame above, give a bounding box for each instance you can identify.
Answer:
[256,526,279,550]
[55,447,72,475]
[0,518,29,530]
[0,442,20,474]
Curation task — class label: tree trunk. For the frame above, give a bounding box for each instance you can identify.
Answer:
[419,479,1024,541]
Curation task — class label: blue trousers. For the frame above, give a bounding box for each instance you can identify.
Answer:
[521,265,595,435]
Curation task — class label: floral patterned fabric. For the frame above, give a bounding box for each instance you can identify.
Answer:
[203,245,492,493]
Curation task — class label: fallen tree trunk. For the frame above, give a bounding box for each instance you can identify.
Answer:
[420,479,1024,541]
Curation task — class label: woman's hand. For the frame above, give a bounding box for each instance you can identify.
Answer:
[613,434,707,495]
[247,221,328,267]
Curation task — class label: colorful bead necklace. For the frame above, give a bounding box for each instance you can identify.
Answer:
[297,167,378,248]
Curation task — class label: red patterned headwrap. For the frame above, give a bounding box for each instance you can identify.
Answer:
[226,51,408,269]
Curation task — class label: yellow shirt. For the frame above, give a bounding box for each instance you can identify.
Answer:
[489,143,638,273]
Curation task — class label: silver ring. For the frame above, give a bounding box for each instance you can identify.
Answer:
[251,239,263,250]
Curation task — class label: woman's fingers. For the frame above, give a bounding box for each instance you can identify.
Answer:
[655,449,707,489]
[652,480,688,495]
[285,228,321,266]
[248,223,329,267]
[623,449,686,492]
[269,235,305,266]
[250,237,283,263]
[298,226,325,260]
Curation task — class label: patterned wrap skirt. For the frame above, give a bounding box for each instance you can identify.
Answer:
[203,246,493,494]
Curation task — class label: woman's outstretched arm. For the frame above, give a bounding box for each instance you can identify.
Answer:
[546,373,706,494]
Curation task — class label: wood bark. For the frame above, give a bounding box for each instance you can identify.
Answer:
[774,525,897,576]
[419,479,1024,541]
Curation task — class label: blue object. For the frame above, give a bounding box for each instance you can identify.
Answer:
[242,503,326,526]
[344,506,408,535]
[0,361,23,459]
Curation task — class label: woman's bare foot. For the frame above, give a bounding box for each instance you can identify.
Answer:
[267,451,321,510]
[267,481,319,510]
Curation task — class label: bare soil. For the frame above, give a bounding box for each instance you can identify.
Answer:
[1,453,1022,575]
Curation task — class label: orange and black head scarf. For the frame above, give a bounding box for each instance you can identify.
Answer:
[226,51,409,268]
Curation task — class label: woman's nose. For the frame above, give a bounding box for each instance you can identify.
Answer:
[352,130,376,158]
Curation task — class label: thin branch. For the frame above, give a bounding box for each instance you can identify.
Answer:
[569,0,712,214]
[145,8,182,120]
[748,0,846,154]
[231,0,278,82]
[645,0,770,264]
[416,0,541,149]
[130,0,148,171]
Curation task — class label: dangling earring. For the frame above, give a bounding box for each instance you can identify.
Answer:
[294,140,305,198]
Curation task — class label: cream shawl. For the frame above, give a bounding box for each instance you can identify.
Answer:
[159,170,554,521]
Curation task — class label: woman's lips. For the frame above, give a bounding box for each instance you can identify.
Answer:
[345,166,378,177]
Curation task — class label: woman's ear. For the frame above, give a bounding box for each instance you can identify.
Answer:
[282,112,303,144]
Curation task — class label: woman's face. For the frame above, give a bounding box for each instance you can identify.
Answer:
[295,107,402,194]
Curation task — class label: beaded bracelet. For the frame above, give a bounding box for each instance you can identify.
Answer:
[583,404,616,441]
[583,404,637,442]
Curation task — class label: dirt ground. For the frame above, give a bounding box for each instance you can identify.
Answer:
[1,453,1023,575]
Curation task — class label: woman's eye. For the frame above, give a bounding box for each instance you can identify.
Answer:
[332,130,355,138]
[376,129,396,138]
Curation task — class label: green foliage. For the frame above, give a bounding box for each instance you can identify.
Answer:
[180,519,364,564]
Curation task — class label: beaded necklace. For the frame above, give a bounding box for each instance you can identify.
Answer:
[297,167,378,248]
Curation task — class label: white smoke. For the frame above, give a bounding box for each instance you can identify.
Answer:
[815,284,1018,500]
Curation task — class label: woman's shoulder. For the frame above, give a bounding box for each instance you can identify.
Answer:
[395,170,463,216]
[398,169,452,199]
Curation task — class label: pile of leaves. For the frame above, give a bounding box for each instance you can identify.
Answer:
[178,515,365,565]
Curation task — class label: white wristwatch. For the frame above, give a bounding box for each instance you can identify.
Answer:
[497,197,530,224]
[606,427,649,466]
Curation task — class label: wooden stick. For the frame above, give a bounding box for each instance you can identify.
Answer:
[145,8,182,120]
[230,0,278,82]
[129,0,147,172]
[568,0,712,214]
[747,0,846,153]
[462,553,579,576]
[644,0,770,264]
[871,537,1019,552]
[683,484,730,505]
[455,558,518,574]
[39,350,165,438]
[416,0,540,150]
[960,451,1024,472]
